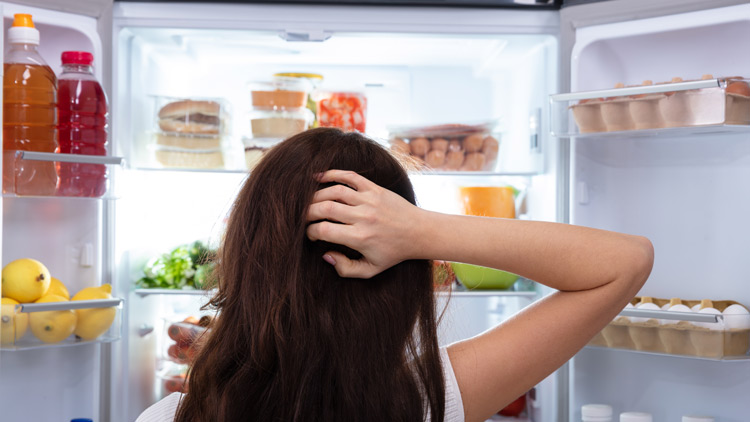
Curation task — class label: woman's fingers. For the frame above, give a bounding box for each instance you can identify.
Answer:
[322,251,378,279]
[316,170,374,192]
[307,200,361,224]
[306,220,358,245]
[311,184,361,206]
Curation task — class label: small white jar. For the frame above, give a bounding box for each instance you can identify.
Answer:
[582,404,613,422]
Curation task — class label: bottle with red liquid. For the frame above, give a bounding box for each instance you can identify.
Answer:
[57,51,108,197]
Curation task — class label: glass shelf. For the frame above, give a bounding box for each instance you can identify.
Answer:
[1,298,123,351]
[3,151,125,199]
[134,288,215,297]
[558,123,750,140]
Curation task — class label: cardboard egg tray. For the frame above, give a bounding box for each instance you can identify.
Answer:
[571,81,750,134]
[592,297,750,359]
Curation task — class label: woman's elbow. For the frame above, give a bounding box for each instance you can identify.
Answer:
[627,235,654,288]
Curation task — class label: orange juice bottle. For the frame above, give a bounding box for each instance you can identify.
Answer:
[458,186,516,218]
[3,14,58,196]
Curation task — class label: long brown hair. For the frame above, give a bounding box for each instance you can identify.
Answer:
[175,128,445,422]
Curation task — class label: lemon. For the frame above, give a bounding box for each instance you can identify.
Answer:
[29,295,76,343]
[1,298,28,346]
[72,284,116,341]
[2,258,51,303]
[47,277,70,300]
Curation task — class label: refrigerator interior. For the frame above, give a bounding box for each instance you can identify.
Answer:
[113,5,560,419]
[568,4,750,420]
[0,2,111,422]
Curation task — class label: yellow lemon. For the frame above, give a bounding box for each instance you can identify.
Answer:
[1,298,28,346]
[2,258,51,303]
[47,277,70,300]
[72,284,115,341]
[29,295,76,343]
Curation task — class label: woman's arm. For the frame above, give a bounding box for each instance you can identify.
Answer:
[307,170,654,422]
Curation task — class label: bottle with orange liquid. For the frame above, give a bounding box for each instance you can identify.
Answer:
[3,14,58,196]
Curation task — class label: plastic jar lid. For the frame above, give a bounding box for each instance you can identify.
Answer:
[62,51,94,65]
[620,412,652,422]
[682,416,714,422]
[582,404,613,419]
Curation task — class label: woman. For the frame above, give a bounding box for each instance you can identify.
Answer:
[138,128,653,422]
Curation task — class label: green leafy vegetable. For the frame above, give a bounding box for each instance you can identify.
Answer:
[136,241,216,289]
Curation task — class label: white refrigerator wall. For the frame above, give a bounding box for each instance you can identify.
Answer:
[0,3,111,422]
[113,3,561,420]
[569,4,750,420]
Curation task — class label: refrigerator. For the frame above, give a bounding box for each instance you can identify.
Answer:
[0,0,749,421]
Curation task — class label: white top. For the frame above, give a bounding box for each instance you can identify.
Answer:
[136,347,464,422]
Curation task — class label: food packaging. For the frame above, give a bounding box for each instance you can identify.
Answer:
[250,77,311,110]
[588,296,750,360]
[387,120,501,172]
[314,91,367,133]
[556,77,750,136]
[249,107,314,139]
[242,137,283,171]
[273,72,324,125]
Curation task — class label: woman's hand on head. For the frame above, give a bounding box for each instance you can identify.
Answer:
[306,170,425,279]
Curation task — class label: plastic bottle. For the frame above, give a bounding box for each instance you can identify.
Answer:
[582,404,613,422]
[3,13,58,196]
[57,51,108,197]
[619,412,652,422]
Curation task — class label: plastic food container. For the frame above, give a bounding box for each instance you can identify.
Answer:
[242,137,283,171]
[387,120,501,172]
[249,107,314,139]
[589,296,750,360]
[551,77,750,136]
[250,77,311,110]
[314,91,367,132]
[154,96,231,136]
[153,146,225,169]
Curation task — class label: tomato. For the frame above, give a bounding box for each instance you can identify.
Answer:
[498,394,526,417]
[317,92,367,132]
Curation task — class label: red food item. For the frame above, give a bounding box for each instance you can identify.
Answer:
[317,92,367,132]
[499,394,526,417]
[167,321,204,345]
[163,373,187,394]
[167,343,190,364]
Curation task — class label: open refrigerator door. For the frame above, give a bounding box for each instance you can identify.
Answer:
[113,2,562,421]
[556,0,750,420]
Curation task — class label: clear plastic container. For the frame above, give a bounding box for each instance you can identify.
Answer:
[313,91,367,133]
[249,107,314,139]
[551,77,750,137]
[162,317,210,365]
[242,137,283,171]
[590,296,750,360]
[387,120,501,172]
[153,146,226,170]
[154,96,231,136]
[250,76,311,110]
[0,297,123,350]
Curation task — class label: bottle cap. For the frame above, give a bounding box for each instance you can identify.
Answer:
[582,404,613,417]
[682,417,714,422]
[70,419,93,422]
[62,51,94,66]
[8,14,39,45]
[620,412,652,422]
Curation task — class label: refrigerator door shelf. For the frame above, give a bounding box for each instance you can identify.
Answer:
[550,78,750,137]
[3,151,125,200]
[0,298,124,351]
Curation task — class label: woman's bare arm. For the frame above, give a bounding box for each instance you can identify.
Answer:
[306,170,654,422]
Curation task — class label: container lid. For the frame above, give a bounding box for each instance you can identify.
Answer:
[70,419,93,422]
[620,412,652,422]
[249,107,314,123]
[62,51,94,66]
[8,14,39,45]
[582,404,613,418]
[242,137,283,148]
[274,72,323,82]
[388,119,500,139]
[250,76,311,93]
[682,416,714,422]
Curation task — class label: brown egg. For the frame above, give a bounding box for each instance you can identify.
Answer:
[460,152,485,171]
[390,138,410,155]
[727,81,750,96]
[448,139,463,152]
[481,136,499,164]
[425,149,446,169]
[431,138,449,153]
[409,137,430,157]
[444,150,464,170]
[463,134,484,153]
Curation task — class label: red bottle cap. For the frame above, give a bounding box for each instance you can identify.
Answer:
[61,51,94,65]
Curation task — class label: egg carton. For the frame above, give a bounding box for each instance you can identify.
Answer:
[591,297,750,359]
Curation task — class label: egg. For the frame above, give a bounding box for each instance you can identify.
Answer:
[409,137,430,157]
[448,140,463,152]
[616,302,635,323]
[722,304,750,330]
[463,134,484,153]
[460,152,485,171]
[691,303,702,313]
[481,136,499,162]
[444,150,464,170]
[726,81,750,97]
[431,138,449,153]
[695,300,723,331]
[664,303,693,326]
[632,298,660,324]
[425,149,446,169]
[390,138,410,155]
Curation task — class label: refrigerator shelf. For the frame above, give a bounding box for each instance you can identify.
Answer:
[554,123,750,140]
[3,151,125,199]
[441,288,537,298]
[135,288,215,297]
[0,298,124,351]
[583,345,750,362]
